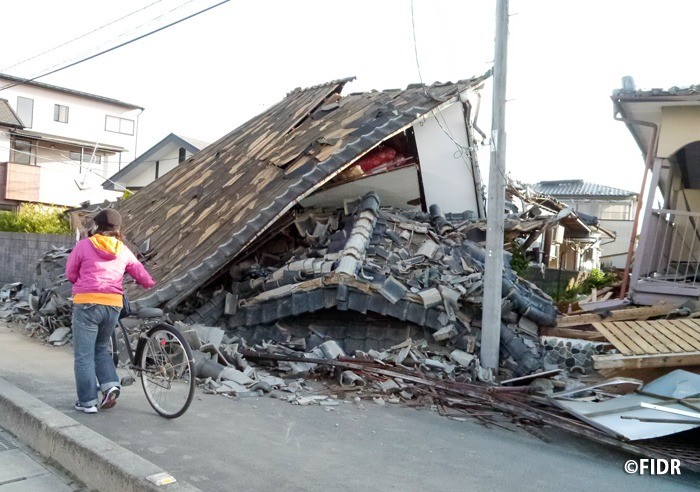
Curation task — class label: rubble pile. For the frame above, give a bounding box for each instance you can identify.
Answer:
[181,320,540,421]
[0,248,73,344]
[220,192,558,377]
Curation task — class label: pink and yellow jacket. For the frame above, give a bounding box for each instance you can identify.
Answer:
[66,235,156,307]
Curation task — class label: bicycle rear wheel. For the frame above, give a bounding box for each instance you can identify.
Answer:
[139,324,195,418]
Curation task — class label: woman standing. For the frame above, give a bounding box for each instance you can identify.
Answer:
[66,209,155,413]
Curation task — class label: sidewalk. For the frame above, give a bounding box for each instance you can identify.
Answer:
[1,321,698,492]
[0,424,82,491]
[0,322,200,492]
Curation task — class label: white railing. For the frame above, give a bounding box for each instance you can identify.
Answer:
[640,209,700,287]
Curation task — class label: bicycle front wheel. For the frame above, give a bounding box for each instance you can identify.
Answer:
[140,324,195,418]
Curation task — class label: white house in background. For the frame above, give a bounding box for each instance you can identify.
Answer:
[0,73,143,209]
[532,180,638,269]
[103,133,208,192]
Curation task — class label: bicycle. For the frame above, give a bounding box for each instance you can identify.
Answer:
[109,305,196,419]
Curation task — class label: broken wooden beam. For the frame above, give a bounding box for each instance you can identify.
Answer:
[539,327,607,341]
[556,303,677,328]
[592,351,700,370]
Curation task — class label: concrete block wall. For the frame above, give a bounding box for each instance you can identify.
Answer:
[0,232,75,287]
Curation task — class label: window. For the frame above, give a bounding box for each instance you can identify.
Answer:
[54,104,69,123]
[69,151,102,165]
[105,115,134,135]
[17,97,33,128]
[178,147,186,163]
[11,138,35,165]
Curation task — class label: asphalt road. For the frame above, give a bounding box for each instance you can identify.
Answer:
[0,321,698,491]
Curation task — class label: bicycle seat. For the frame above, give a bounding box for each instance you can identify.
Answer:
[135,307,164,319]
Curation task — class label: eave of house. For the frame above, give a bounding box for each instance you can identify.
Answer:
[612,93,700,158]
[13,129,126,153]
[0,73,143,110]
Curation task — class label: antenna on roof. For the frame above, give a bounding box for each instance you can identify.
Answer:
[621,76,636,93]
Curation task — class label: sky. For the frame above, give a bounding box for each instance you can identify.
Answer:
[2,0,699,197]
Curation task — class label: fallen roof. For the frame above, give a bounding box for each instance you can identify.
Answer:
[120,74,490,309]
[532,180,636,198]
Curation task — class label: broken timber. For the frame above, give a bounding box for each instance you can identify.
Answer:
[555,303,677,328]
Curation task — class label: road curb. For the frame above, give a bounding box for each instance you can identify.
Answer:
[0,377,201,492]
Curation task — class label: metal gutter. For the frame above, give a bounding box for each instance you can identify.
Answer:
[611,96,659,300]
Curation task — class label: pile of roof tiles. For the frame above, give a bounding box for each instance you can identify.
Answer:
[0,248,74,344]
[222,192,558,377]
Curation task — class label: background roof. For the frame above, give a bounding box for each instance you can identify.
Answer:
[532,179,637,198]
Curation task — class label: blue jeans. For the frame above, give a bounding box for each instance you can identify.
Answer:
[72,303,121,406]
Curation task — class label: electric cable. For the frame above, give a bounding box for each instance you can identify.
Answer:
[1,0,166,73]
[0,0,230,93]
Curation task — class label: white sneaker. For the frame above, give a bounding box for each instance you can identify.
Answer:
[74,402,98,414]
[100,386,120,410]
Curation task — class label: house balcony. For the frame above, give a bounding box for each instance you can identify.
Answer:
[631,208,700,305]
[0,161,40,204]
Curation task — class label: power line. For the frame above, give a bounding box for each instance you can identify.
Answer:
[1,0,166,73]
[0,0,231,93]
[28,0,200,83]
[409,0,479,180]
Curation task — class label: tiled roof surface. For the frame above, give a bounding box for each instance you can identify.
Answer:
[0,99,23,128]
[119,74,489,308]
[614,85,700,99]
[532,180,636,198]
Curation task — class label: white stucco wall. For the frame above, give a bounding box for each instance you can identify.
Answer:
[116,140,195,189]
[412,102,479,214]
[599,219,635,269]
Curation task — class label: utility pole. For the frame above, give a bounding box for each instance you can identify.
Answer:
[481,0,509,372]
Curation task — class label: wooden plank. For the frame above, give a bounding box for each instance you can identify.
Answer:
[556,303,676,328]
[655,320,700,352]
[621,321,661,354]
[631,320,684,353]
[667,319,700,349]
[606,321,654,355]
[605,322,647,355]
[593,351,700,370]
[677,319,700,343]
[592,322,635,355]
[540,327,607,342]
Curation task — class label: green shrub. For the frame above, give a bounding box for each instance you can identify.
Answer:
[0,204,71,234]
[508,241,529,278]
[547,268,617,303]
[580,268,616,291]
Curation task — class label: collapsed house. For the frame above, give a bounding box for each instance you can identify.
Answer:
[109,75,564,375]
